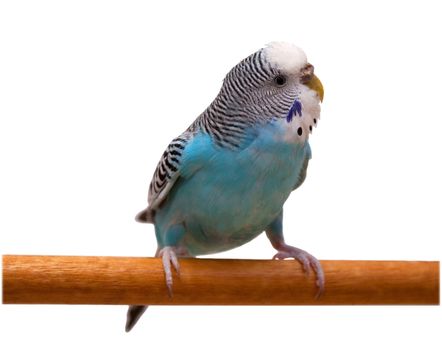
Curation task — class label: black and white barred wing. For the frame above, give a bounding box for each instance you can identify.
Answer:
[135,134,191,223]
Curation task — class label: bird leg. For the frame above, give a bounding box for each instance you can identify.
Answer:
[265,211,325,298]
[126,245,188,332]
[272,243,325,298]
[157,246,181,297]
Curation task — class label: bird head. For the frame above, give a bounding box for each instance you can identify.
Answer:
[219,42,323,127]
[263,42,324,103]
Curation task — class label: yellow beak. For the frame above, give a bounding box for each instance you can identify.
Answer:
[305,74,324,102]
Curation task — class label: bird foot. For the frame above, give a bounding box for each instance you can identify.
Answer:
[158,246,180,297]
[273,244,325,298]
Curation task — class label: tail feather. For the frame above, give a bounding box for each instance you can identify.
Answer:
[125,305,148,332]
[135,208,154,223]
[127,210,153,331]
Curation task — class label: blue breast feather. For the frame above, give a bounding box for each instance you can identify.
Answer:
[154,121,311,256]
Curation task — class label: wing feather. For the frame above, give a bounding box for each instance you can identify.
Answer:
[148,132,192,210]
[292,157,309,191]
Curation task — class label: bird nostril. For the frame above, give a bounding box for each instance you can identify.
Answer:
[300,63,314,84]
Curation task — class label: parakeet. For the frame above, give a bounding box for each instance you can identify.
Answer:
[126,42,325,332]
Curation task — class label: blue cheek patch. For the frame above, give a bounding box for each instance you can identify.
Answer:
[286,99,302,123]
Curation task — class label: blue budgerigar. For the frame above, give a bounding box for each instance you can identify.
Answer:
[126,42,325,331]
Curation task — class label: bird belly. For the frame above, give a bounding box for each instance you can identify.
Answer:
[155,124,310,256]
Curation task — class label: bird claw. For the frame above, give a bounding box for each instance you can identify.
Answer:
[273,245,325,298]
[158,246,180,297]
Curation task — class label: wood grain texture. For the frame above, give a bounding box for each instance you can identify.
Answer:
[2,255,439,305]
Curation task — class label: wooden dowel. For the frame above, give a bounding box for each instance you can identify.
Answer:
[2,255,439,305]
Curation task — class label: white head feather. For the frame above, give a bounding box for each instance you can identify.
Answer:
[263,42,308,73]
[263,42,320,144]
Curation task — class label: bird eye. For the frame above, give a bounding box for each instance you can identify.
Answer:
[274,75,287,86]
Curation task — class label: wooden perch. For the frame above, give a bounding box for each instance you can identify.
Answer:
[2,255,439,305]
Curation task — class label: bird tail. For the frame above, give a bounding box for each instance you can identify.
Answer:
[125,305,148,332]
[127,210,153,331]
[135,208,154,223]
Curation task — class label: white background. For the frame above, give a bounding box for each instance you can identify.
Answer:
[1,0,441,349]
